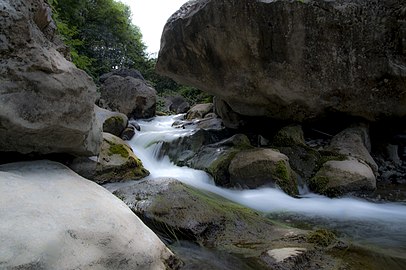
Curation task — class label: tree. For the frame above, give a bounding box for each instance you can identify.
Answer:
[49,0,148,79]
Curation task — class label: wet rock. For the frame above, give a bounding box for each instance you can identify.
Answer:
[186,103,214,120]
[0,0,101,156]
[95,106,128,137]
[273,125,306,147]
[0,160,175,270]
[327,125,378,174]
[309,157,376,197]
[100,75,156,119]
[189,134,252,186]
[70,133,149,184]
[113,178,303,253]
[120,124,137,141]
[157,0,406,123]
[229,148,298,195]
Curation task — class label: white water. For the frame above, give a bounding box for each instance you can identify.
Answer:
[108,115,406,249]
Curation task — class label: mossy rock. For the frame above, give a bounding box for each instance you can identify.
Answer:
[228,148,299,196]
[272,125,305,147]
[103,115,127,136]
[113,178,304,256]
[309,157,376,197]
[93,133,149,184]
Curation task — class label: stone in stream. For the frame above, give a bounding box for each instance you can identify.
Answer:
[228,148,299,196]
[69,132,149,184]
[0,160,178,270]
[157,0,406,126]
[113,178,312,268]
[95,105,128,137]
[0,0,101,156]
[113,177,404,269]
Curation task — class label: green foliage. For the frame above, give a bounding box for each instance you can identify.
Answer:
[48,0,148,79]
[48,0,211,105]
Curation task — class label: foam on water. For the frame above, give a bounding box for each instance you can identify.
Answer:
[109,115,406,250]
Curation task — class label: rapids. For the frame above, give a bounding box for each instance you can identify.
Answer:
[105,115,406,254]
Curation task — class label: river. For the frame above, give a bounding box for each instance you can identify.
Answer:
[105,114,406,256]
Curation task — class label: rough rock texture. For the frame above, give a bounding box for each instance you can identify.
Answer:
[70,133,149,184]
[157,0,406,123]
[166,95,190,114]
[0,0,101,156]
[99,68,145,83]
[186,103,214,120]
[0,160,176,270]
[229,148,298,195]
[100,75,157,119]
[95,106,128,137]
[310,157,376,196]
[328,125,378,174]
[113,178,305,255]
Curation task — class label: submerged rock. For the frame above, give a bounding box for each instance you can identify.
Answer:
[157,0,406,123]
[228,148,299,195]
[0,0,101,156]
[0,160,176,270]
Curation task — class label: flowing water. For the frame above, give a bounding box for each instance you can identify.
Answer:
[106,115,406,256]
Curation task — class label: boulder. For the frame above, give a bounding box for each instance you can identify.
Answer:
[99,68,145,83]
[166,95,191,114]
[95,106,128,137]
[189,134,252,186]
[113,178,303,253]
[120,124,137,141]
[70,133,149,184]
[229,148,298,195]
[186,103,214,120]
[0,0,101,156]
[327,125,378,174]
[0,160,176,270]
[100,75,156,119]
[157,0,406,123]
[309,158,376,197]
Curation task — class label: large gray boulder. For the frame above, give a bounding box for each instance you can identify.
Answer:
[157,0,406,124]
[100,74,157,119]
[0,0,101,156]
[0,160,176,270]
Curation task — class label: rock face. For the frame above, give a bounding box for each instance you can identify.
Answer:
[100,73,157,119]
[0,0,101,156]
[157,0,406,123]
[0,160,175,270]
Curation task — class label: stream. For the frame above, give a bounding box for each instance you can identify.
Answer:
[105,114,406,258]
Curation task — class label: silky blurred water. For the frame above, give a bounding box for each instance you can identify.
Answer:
[105,115,406,253]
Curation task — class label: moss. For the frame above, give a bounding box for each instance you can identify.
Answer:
[272,125,305,147]
[108,144,129,158]
[273,160,298,196]
[207,148,240,186]
[308,175,329,193]
[307,229,336,247]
